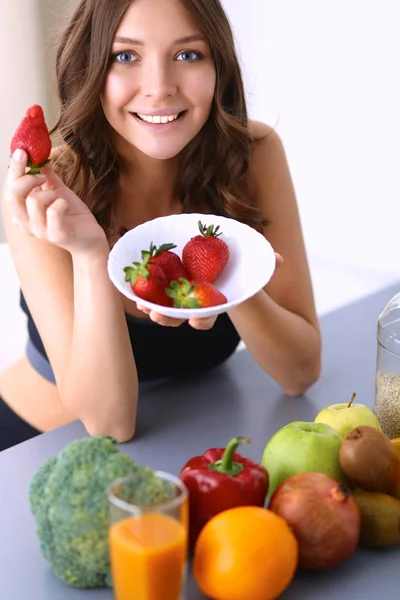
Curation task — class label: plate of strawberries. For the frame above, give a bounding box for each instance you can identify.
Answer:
[107,213,276,319]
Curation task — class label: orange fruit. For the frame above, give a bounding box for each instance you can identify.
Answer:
[391,438,400,460]
[193,505,298,600]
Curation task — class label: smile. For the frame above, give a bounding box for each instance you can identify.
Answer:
[132,111,186,124]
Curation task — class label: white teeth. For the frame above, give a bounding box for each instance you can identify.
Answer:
[137,113,180,124]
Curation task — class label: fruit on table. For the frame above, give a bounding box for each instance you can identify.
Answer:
[166,278,227,308]
[123,248,173,306]
[29,436,176,588]
[314,392,382,439]
[391,437,400,460]
[269,472,361,570]
[179,436,268,552]
[10,104,52,173]
[261,421,346,499]
[352,490,400,548]
[339,425,398,493]
[391,461,400,500]
[148,242,189,282]
[182,220,230,283]
[193,506,298,600]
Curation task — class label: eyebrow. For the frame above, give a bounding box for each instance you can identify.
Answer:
[113,34,206,46]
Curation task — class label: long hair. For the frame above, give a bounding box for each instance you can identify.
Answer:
[51,0,266,240]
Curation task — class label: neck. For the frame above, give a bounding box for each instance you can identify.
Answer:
[117,139,181,223]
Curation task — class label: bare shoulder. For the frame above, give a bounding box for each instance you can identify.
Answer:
[247,120,288,198]
[248,119,279,142]
[246,121,319,328]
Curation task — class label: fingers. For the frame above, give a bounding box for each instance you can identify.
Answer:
[7,149,29,182]
[6,150,47,232]
[26,195,47,237]
[149,311,185,327]
[136,304,151,315]
[9,187,61,235]
[136,303,217,329]
[188,316,217,330]
[40,163,64,191]
[46,198,70,243]
[275,252,284,268]
[6,173,46,201]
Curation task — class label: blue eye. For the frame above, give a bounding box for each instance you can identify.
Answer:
[113,51,137,64]
[176,50,203,62]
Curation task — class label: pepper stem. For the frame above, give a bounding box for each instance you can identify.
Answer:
[208,437,251,477]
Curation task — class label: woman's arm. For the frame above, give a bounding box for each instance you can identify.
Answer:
[228,122,321,396]
[2,150,138,440]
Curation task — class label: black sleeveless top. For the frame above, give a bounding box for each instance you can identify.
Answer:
[20,291,241,381]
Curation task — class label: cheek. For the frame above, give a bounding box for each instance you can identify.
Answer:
[101,73,137,112]
[189,69,216,112]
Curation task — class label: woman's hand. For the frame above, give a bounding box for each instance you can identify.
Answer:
[5,149,107,255]
[136,304,218,330]
[136,252,283,329]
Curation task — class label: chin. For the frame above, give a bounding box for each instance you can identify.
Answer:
[135,142,187,161]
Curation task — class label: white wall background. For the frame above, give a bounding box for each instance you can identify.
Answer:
[1,0,399,274]
[222,0,400,272]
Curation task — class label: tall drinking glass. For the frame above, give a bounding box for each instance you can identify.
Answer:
[108,471,188,600]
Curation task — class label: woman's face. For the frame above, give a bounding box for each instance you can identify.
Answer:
[101,0,216,161]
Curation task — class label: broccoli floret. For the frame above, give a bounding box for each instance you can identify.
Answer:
[28,436,175,589]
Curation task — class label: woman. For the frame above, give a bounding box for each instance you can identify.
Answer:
[0,0,321,451]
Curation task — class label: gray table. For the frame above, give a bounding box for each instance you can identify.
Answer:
[1,284,400,599]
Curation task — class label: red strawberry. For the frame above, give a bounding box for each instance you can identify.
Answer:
[166,278,228,308]
[10,105,52,174]
[182,221,230,284]
[123,249,173,307]
[149,242,190,283]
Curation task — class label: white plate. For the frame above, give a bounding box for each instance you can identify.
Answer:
[107,213,276,319]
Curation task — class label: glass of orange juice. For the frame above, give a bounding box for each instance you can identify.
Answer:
[108,471,188,600]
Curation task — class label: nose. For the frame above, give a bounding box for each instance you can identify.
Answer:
[141,58,177,100]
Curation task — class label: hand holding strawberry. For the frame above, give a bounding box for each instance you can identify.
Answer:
[10,105,52,174]
[6,149,106,254]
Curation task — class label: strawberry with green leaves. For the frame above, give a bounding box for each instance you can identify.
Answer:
[10,105,52,174]
[148,242,189,283]
[166,278,228,309]
[123,249,173,307]
[182,221,230,284]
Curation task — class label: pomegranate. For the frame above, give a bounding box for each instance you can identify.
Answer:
[269,471,361,570]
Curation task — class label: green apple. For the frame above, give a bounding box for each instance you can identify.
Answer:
[314,392,382,439]
[261,421,346,500]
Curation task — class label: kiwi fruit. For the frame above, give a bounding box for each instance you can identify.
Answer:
[339,426,398,493]
[353,490,400,548]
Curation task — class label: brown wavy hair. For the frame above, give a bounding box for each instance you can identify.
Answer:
[51,0,266,240]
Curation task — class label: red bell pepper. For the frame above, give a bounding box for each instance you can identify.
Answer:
[179,436,269,551]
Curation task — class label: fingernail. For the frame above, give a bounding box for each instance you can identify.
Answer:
[36,174,46,181]
[13,149,25,162]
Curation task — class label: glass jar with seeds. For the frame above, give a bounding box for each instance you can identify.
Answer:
[374,292,400,439]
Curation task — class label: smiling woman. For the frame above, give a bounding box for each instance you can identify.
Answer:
[0,0,321,452]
